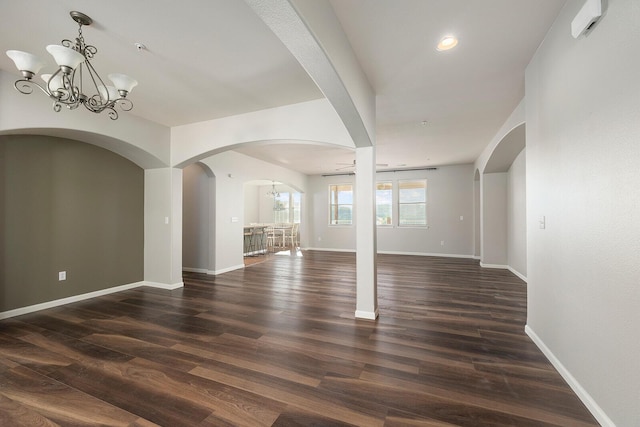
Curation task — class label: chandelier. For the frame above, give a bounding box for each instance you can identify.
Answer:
[266,181,280,198]
[5,11,137,120]
[266,181,286,211]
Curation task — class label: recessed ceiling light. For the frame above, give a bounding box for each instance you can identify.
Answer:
[437,36,458,51]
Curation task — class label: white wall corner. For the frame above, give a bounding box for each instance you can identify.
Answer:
[507,266,528,283]
[525,325,615,427]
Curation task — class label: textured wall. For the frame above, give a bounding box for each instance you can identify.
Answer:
[525,0,640,424]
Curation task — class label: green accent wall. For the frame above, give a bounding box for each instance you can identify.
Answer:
[0,135,144,312]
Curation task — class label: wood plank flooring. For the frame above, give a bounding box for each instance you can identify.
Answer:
[0,251,598,426]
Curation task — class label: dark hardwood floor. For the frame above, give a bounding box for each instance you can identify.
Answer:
[0,251,598,426]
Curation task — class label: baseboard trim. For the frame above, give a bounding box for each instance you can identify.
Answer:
[507,266,528,283]
[183,267,208,273]
[479,262,509,269]
[305,247,355,253]
[355,309,378,320]
[306,248,476,259]
[0,281,145,320]
[378,250,475,259]
[144,281,184,290]
[525,325,614,427]
[210,264,245,275]
[479,263,528,282]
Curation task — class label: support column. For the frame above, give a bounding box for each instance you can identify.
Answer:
[144,168,183,288]
[355,146,378,319]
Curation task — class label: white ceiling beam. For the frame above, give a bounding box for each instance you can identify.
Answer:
[244,0,375,148]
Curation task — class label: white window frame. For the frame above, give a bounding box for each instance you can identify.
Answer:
[398,179,427,227]
[376,181,393,226]
[328,183,353,226]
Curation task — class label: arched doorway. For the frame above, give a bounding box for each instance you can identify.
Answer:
[480,123,527,280]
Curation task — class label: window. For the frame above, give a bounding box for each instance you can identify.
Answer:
[376,182,393,225]
[292,192,301,223]
[329,184,353,225]
[271,191,301,224]
[399,179,427,226]
[273,192,290,223]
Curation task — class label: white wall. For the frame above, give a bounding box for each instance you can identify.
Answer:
[243,185,260,224]
[183,163,210,271]
[308,164,474,256]
[525,0,639,425]
[473,176,481,258]
[507,149,526,278]
[481,173,508,266]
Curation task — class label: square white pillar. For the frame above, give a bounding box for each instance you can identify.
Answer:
[144,168,183,288]
[355,146,378,319]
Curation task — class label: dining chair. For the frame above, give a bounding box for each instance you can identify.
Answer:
[243,227,253,256]
[282,223,297,248]
[252,226,266,255]
[266,226,275,251]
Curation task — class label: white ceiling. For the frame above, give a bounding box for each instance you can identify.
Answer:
[0,0,566,175]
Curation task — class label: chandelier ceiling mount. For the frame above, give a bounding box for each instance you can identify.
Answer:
[6,11,137,120]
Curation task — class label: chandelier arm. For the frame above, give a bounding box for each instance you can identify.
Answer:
[43,69,72,104]
[61,38,76,50]
[60,69,81,105]
[84,59,110,103]
[84,95,109,114]
[116,98,133,112]
[13,79,48,96]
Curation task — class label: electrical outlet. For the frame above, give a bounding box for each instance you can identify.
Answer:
[58,271,66,281]
[440,240,445,246]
